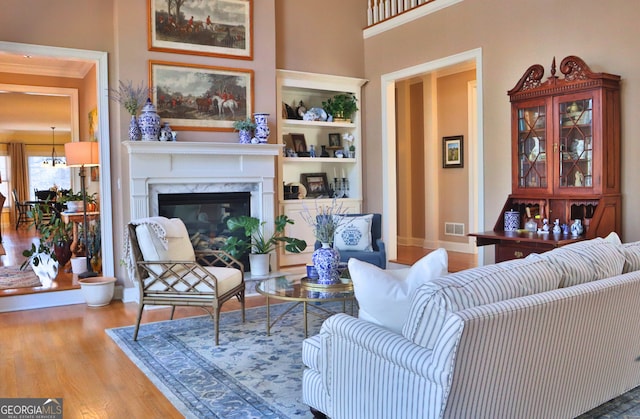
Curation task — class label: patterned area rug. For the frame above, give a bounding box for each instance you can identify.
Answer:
[107,302,340,418]
[107,303,640,419]
[0,266,41,289]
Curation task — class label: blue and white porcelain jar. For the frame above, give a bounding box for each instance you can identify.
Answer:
[128,115,141,141]
[253,113,270,143]
[138,98,161,141]
[312,243,341,285]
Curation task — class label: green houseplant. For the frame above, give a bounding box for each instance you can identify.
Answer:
[21,205,73,274]
[322,93,359,122]
[222,215,306,275]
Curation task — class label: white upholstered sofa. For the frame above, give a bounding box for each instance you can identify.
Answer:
[302,235,640,418]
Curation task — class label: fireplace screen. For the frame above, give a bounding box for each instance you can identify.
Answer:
[158,192,250,252]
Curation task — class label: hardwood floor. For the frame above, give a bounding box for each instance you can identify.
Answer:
[393,245,477,272]
[0,224,477,416]
[0,222,79,297]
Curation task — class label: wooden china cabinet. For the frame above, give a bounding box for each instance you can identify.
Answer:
[470,55,622,262]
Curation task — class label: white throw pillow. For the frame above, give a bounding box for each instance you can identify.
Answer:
[349,248,448,333]
[334,214,373,252]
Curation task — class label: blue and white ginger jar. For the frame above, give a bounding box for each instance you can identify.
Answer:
[312,243,341,285]
[253,113,270,143]
[138,98,161,141]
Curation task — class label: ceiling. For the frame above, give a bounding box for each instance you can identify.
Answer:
[0,52,94,134]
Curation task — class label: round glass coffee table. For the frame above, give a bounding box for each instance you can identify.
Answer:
[255,276,355,337]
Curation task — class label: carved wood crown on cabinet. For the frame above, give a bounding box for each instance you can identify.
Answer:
[469,55,622,262]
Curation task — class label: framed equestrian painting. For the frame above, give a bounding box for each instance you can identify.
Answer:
[149,60,254,132]
[148,0,253,60]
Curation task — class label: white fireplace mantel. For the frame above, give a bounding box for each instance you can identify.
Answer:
[123,141,283,226]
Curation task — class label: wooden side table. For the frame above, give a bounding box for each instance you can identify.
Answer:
[60,211,100,256]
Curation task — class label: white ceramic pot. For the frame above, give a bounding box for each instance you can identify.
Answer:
[249,253,270,276]
[70,257,87,274]
[66,201,84,213]
[78,276,116,307]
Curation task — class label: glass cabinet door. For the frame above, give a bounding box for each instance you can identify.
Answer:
[517,105,547,189]
[558,98,593,189]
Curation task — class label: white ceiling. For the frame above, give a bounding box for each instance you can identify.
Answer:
[0,52,93,133]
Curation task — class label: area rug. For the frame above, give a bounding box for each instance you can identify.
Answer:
[0,265,41,289]
[108,303,640,419]
[107,302,339,418]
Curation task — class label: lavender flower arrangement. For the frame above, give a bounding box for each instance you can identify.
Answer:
[301,199,350,244]
[108,80,149,116]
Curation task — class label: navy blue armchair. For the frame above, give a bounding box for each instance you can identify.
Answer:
[315,213,386,269]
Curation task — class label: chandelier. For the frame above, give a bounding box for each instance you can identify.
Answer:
[41,126,67,168]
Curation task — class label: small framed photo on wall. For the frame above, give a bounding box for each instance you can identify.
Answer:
[443,135,464,168]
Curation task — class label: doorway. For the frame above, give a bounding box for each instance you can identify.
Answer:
[381,48,485,265]
[0,41,114,309]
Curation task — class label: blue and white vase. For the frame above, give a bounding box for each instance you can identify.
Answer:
[312,243,341,285]
[128,115,141,141]
[253,113,270,143]
[138,98,161,141]
[238,129,252,144]
[159,122,172,141]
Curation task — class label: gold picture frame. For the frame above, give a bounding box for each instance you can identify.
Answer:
[148,0,253,60]
[150,60,254,132]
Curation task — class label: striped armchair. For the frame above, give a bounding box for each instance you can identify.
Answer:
[302,237,640,418]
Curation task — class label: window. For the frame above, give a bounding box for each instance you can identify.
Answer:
[27,156,71,200]
[0,156,7,207]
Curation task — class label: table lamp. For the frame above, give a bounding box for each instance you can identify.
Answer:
[64,141,99,278]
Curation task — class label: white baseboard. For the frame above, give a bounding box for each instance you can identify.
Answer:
[0,285,126,313]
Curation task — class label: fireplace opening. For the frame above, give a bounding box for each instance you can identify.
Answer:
[158,192,251,255]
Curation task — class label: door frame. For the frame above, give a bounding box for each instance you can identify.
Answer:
[381,48,485,264]
[0,41,114,277]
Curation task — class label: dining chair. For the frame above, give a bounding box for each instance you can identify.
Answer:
[12,189,31,230]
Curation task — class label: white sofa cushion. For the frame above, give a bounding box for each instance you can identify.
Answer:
[135,220,195,263]
[334,214,373,251]
[402,255,562,349]
[538,235,625,287]
[349,248,448,333]
[621,241,640,273]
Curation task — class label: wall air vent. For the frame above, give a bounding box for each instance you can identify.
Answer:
[445,222,465,236]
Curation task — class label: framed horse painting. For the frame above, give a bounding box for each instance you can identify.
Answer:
[148,0,253,60]
[149,60,254,132]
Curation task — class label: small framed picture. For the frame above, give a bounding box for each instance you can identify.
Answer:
[301,173,330,198]
[328,133,341,147]
[291,133,308,154]
[443,135,464,168]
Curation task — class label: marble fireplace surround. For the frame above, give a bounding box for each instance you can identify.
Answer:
[123,141,282,238]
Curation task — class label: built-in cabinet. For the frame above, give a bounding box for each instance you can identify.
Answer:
[470,56,622,262]
[276,70,367,266]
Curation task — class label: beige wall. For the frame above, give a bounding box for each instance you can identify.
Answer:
[437,70,474,243]
[363,0,640,256]
[275,0,366,77]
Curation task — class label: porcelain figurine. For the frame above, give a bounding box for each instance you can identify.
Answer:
[539,218,550,234]
[571,219,584,237]
[552,219,561,234]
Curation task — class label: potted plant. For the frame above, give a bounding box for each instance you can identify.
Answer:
[322,93,359,122]
[21,205,73,276]
[109,80,149,141]
[232,117,256,144]
[222,214,307,276]
[59,190,97,213]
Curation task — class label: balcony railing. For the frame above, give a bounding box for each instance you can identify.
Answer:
[367,0,435,26]
[365,0,463,38]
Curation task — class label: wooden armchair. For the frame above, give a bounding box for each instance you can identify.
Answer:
[127,217,245,345]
